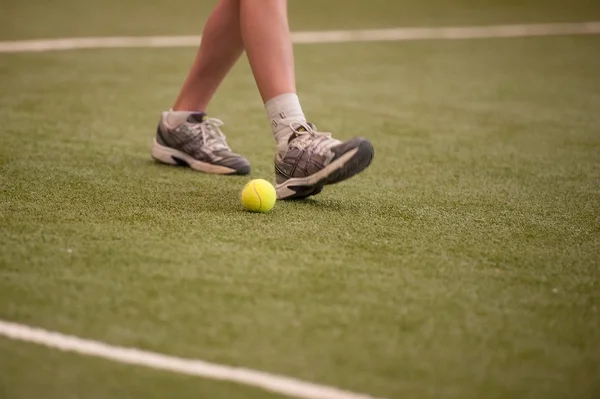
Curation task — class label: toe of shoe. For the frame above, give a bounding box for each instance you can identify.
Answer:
[218,156,251,175]
[332,137,374,160]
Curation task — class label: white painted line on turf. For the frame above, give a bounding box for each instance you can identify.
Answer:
[290,21,600,43]
[0,22,599,53]
[0,320,383,399]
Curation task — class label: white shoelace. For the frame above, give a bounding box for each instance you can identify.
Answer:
[288,121,340,157]
[190,117,230,152]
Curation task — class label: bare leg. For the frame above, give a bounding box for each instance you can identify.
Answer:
[172,0,243,112]
[239,0,296,102]
[239,0,305,153]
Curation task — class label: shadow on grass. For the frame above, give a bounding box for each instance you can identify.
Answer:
[145,161,371,214]
[277,196,360,213]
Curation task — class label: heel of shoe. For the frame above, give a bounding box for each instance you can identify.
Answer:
[151,139,179,165]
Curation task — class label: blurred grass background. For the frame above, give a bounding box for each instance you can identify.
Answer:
[1,0,600,40]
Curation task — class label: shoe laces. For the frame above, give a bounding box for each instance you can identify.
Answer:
[190,117,230,152]
[288,121,339,157]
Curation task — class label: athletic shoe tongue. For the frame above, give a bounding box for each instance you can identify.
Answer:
[288,122,317,143]
[288,130,304,144]
[186,112,207,123]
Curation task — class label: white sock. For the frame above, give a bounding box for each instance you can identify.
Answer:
[265,93,306,153]
[163,109,197,129]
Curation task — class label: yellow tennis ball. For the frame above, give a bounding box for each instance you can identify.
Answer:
[241,179,276,213]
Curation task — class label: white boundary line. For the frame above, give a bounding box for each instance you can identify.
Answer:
[0,320,383,399]
[1,22,599,53]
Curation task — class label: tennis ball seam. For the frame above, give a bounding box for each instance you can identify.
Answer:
[252,181,263,211]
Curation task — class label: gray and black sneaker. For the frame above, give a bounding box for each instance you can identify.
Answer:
[275,122,374,200]
[151,112,250,175]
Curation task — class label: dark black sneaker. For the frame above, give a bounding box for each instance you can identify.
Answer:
[274,122,374,199]
[151,112,250,175]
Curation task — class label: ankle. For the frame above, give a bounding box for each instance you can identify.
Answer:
[265,93,306,151]
[163,109,199,129]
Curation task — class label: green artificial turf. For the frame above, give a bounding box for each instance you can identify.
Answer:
[1,1,600,399]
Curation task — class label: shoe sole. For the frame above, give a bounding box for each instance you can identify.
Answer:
[151,139,247,175]
[276,138,374,200]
